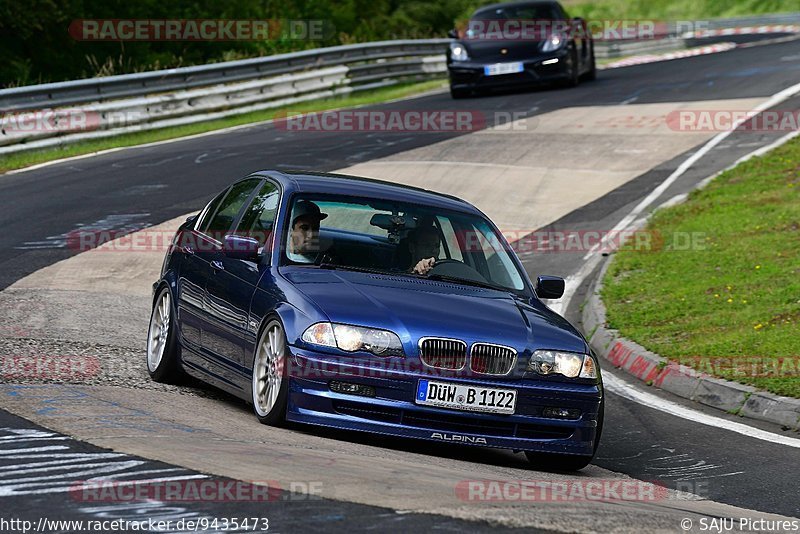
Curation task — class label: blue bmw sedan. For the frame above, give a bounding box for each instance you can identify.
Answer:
[147,170,603,470]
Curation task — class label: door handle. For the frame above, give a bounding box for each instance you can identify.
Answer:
[182,245,194,255]
[211,260,225,271]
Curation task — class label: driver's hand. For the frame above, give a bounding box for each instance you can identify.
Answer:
[412,257,436,275]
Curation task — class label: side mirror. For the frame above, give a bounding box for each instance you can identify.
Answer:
[447,28,459,39]
[536,275,565,299]
[223,234,261,262]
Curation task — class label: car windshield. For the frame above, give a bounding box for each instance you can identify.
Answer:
[467,4,562,40]
[471,4,559,21]
[280,194,528,293]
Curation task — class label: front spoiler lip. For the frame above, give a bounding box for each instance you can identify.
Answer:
[287,404,595,455]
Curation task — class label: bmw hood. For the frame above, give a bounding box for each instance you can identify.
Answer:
[282,268,587,355]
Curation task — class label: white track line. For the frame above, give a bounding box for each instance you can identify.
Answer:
[604,372,800,449]
[551,79,800,316]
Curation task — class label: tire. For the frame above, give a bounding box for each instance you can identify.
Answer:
[582,47,597,82]
[450,86,469,99]
[146,286,185,384]
[251,318,289,426]
[525,398,604,471]
[561,47,580,88]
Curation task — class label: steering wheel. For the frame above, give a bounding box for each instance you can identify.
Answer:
[427,258,489,284]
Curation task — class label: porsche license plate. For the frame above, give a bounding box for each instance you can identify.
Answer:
[484,62,524,76]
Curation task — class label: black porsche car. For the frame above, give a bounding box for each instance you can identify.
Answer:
[447,0,596,97]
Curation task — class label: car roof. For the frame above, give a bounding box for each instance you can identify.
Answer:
[472,0,560,17]
[256,170,483,215]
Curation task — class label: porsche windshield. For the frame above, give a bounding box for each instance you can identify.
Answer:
[281,195,528,293]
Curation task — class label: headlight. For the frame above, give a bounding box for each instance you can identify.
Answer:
[541,34,565,52]
[527,350,597,379]
[302,322,404,357]
[450,42,469,62]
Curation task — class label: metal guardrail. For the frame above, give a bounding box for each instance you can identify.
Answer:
[0,39,450,112]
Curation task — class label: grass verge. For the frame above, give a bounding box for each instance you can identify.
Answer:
[601,136,800,398]
[566,0,800,20]
[0,79,446,174]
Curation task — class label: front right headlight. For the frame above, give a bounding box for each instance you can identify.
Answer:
[450,42,469,62]
[527,350,597,379]
[302,322,405,357]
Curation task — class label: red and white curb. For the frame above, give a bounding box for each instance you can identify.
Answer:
[582,259,800,430]
[602,25,800,70]
[685,25,800,39]
[602,43,737,69]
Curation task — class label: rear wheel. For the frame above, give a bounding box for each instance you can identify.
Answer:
[525,398,604,471]
[146,286,185,383]
[251,319,289,426]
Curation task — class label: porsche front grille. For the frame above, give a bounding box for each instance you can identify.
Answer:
[470,343,517,375]
[419,338,467,370]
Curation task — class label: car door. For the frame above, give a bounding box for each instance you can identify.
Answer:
[177,189,227,350]
[178,177,261,384]
[203,179,281,379]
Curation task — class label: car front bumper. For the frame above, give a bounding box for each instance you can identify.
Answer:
[448,49,571,91]
[286,346,602,456]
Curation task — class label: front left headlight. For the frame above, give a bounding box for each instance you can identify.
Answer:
[450,42,469,62]
[528,350,597,379]
[541,33,566,52]
[302,322,404,357]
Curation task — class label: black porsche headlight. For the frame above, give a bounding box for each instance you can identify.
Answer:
[302,322,404,357]
[527,350,597,379]
[450,42,469,62]
[541,33,566,52]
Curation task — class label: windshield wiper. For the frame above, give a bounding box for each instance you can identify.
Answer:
[426,273,507,292]
[317,263,389,275]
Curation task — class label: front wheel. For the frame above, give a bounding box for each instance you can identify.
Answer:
[146,286,185,384]
[450,86,470,99]
[251,319,289,426]
[561,47,580,88]
[582,48,597,81]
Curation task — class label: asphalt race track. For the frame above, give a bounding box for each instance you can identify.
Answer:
[1,34,800,532]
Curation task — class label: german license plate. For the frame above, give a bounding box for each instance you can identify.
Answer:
[415,379,517,415]
[484,62,524,76]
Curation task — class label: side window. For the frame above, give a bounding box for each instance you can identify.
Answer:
[201,178,261,239]
[195,191,227,232]
[234,181,280,246]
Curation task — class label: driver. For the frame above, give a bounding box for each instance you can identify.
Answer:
[407,225,441,275]
[287,200,334,264]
